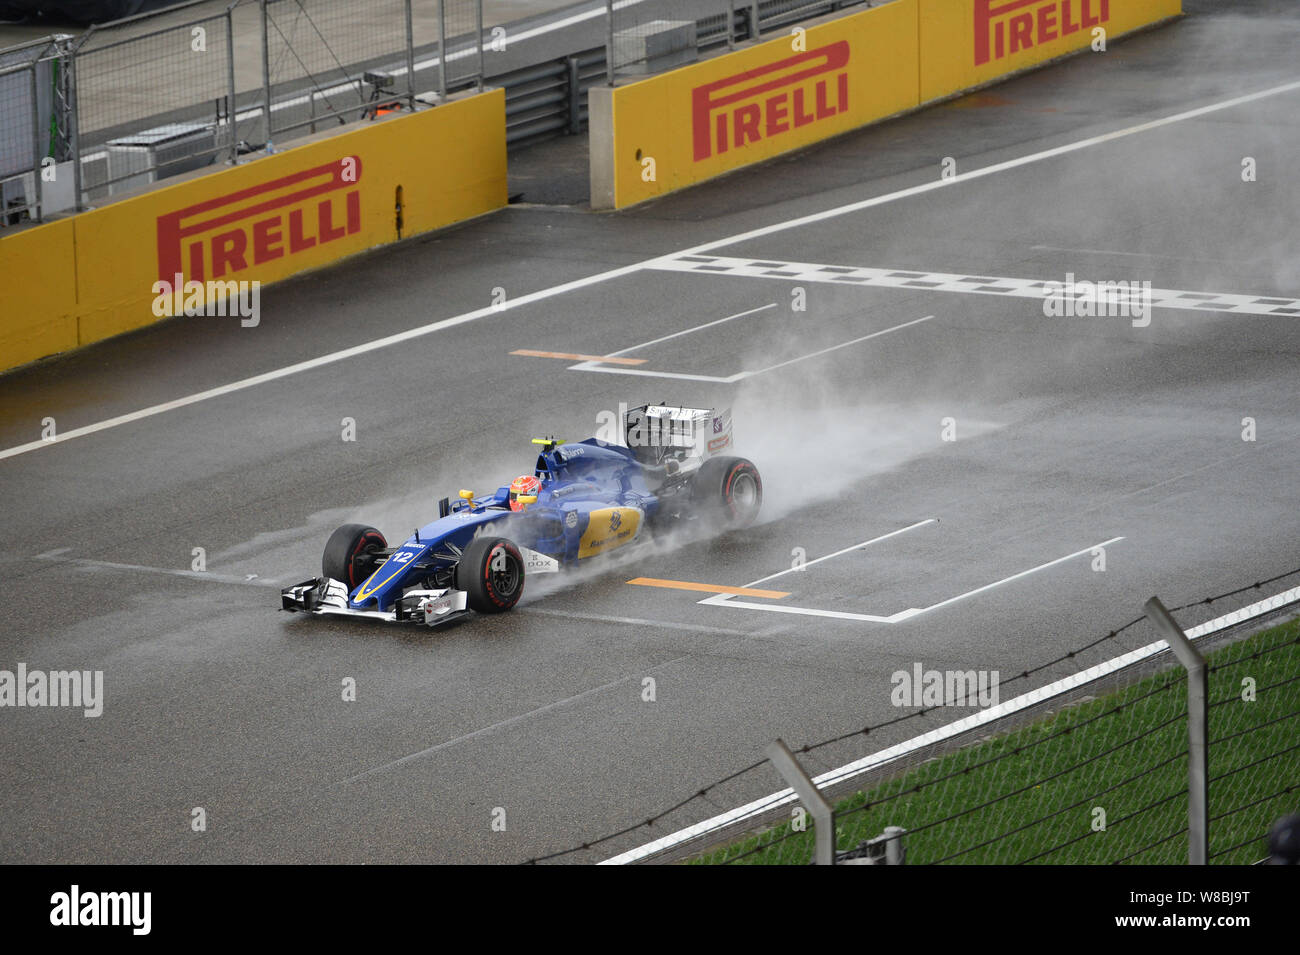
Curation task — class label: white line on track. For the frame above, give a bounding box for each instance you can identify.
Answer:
[702,535,1124,623]
[719,519,937,590]
[568,302,776,371]
[572,314,934,383]
[604,581,1300,863]
[344,650,692,784]
[647,256,1300,316]
[34,548,276,586]
[6,79,1298,462]
[520,606,754,636]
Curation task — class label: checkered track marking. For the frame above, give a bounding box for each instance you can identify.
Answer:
[647,256,1300,317]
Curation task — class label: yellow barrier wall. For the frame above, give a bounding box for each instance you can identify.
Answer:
[0,218,79,369]
[919,0,1182,103]
[593,0,920,209]
[0,88,506,373]
[592,0,1179,209]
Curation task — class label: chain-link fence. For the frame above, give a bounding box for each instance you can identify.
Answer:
[261,0,411,142]
[604,0,868,79]
[71,1,237,200]
[0,35,73,223]
[431,0,485,91]
[0,0,486,227]
[523,568,1300,864]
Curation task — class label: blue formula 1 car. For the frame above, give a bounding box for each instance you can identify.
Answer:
[280,404,762,627]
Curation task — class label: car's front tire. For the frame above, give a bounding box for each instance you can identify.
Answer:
[455,536,526,614]
[322,523,387,589]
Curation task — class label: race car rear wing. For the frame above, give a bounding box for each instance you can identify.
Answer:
[623,403,733,466]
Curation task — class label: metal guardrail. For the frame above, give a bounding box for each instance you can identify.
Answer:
[496,0,867,146]
[497,46,604,146]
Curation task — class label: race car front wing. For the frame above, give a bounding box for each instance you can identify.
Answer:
[280,577,469,626]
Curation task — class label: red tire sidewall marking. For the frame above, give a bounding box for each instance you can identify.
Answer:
[723,463,760,521]
[484,543,523,608]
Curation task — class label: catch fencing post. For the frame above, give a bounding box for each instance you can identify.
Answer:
[226,4,238,163]
[765,739,834,865]
[566,55,581,134]
[1145,596,1208,865]
[476,0,485,91]
[605,0,614,85]
[404,0,416,109]
[727,1,735,50]
[750,0,761,40]
[29,60,43,221]
[260,0,272,146]
[66,38,81,210]
[438,0,448,99]
[883,825,906,864]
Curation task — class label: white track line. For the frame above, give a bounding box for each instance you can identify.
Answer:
[574,314,934,383]
[648,256,1300,317]
[7,79,1299,462]
[664,78,1300,259]
[34,548,276,587]
[345,648,691,784]
[740,519,938,587]
[571,302,777,364]
[701,520,936,612]
[602,582,1300,864]
[732,315,934,380]
[703,536,1124,624]
[520,607,754,636]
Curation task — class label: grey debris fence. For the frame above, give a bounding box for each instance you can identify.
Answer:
[526,567,1300,865]
[0,35,74,224]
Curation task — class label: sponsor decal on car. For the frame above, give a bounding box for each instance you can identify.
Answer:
[577,507,641,558]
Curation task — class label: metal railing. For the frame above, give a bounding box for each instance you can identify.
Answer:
[0,0,871,228]
[526,568,1300,864]
[0,34,74,224]
[604,0,869,80]
[0,0,487,227]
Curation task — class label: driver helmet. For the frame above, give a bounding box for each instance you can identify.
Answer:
[509,475,542,511]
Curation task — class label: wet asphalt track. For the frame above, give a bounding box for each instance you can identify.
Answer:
[1,0,1298,863]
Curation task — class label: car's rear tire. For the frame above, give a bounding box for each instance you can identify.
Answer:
[322,523,387,588]
[455,536,526,614]
[692,457,762,528]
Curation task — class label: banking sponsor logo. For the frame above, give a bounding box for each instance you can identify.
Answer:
[974,0,1111,66]
[155,155,362,285]
[691,40,850,161]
